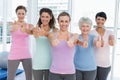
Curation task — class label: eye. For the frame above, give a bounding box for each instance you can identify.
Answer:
[101,19,105,21]
[65,20,69,23]
[97,18,105,21]
[46,16,50,18]
[97,18,101,20]
[86,25,90,27]
[22,13,25,15]
[60,20,64,22]
[81,25,85,27]
[18,13,21,15]
[41,16,45,18]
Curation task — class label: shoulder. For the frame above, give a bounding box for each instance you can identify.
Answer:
[72,33,79,37]
[49,32,54,35]
[88,34,96,41]
[28,23,34,27]
[26,23,34,30]
[52,27,59,32]
[70,33,79,39]
[10,22,17,26]
[106,29,114,35]
[89,34,95,37]
[89,29,97,36]
[48,32,56,37]
[90,29,96,33]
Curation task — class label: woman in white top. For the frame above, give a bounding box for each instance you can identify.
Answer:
[90,12,114,80]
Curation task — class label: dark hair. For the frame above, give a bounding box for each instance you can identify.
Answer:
[37,8,56,29]
[95,11,107,20]
[58,12,71,21]
[15,5,27,13]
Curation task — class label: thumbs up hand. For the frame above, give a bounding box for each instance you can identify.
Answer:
[39,27,46,36]
[67,39,74,47]
[96,36,102,48]
[52,38,60,46]
[101,36,104,47]
[82,40,88,48]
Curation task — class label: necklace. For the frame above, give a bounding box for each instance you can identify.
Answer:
[17,21,25,27]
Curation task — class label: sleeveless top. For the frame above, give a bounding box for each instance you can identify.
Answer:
[50,33,75,74]
[8,24,31,60]
[74,34,96,71]
[90,29,114,67]
[32,29,52,70]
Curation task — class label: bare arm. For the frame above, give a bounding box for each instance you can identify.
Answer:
[48,32,59,46]
[33,25,39,38]
[25,24,34,34]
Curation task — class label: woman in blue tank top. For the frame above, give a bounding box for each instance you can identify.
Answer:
[74,17,102,80]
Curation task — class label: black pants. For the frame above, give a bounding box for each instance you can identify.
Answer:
[95,66,111,80]
[33,69,49,80]
[7,58,32,80]
[49,72,76,80]
[76,69,97,80]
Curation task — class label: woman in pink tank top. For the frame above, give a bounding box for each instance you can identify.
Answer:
[7,5,34,80]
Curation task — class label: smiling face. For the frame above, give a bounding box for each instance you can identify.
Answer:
[80,22,91,35]
[16,9,26,22]
[58,15,70,31]
[96,16,106,28]
[40,12,52,26]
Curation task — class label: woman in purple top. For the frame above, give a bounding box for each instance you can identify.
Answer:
[48,12,79,80]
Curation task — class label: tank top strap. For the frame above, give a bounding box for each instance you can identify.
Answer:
[70,33,73,37]
[49,29,53,32]
[25,23,29,29]
[68,33,73,40]
[55,32,59,38]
